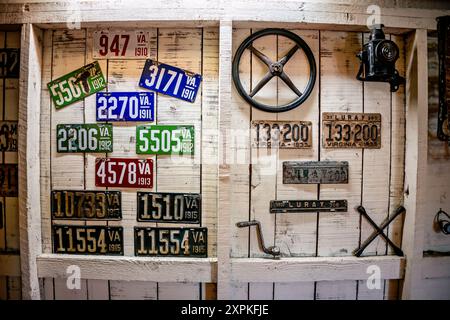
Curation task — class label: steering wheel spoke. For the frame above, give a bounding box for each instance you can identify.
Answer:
[279,71,302,97]
[250,72,274,97]
[278,45,300,66]
[247,46,274,68]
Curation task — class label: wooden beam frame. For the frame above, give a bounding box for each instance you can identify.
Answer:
[0,254,21,277]
[18,23,43,300]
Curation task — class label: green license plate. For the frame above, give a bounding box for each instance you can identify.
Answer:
[57,123,113,153]
[136,125,195,155]
[47,61,106,109]
[51,190,122,220]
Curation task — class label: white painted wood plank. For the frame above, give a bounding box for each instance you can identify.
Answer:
[87,279,109,300]
[357,280,384,300]
[109,281,157,300]
[159,283,200,300]
[274,282,315,300]
[53,278,87,300]
[40,29,53,255]
[230,28,251,262]
[217,20,234,299]
[231,256,405,282]
[37,254,216,283]
[201,27,219,258]
[230,282,248,300]
[316,281,356,300]
[275,30,319,258]
[247,29,277,300]
[42,278,54,300]
[359,32,392,258]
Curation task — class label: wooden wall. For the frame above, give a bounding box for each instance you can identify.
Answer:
[230,29,405,300]
[0,30,21,300]
[39,27,218,300]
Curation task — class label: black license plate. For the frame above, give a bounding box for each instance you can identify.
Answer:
[0,121,18,152]
[51,190,122,220]
[137,192,201,223]
[0,164,18,196]
[134,227,207,257]
[270,200,348,213]
[283,161,349,184]
[53,225,123,255]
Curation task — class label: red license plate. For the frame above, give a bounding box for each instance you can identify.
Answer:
[95,158,153,188]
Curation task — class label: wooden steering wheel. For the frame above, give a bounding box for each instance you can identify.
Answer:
[232,28,316,113]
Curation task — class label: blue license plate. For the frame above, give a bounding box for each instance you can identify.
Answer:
[96,92,155,121]
[139,60,202,103]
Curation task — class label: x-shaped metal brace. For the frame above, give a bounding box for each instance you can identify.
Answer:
[248,45,302,98]
[354,205,406,257]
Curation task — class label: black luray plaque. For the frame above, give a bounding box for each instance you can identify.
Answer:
[282,161,349,184]
[270,200,348,213]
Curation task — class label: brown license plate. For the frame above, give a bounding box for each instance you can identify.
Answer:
[134,227,207,257]
[0,164,18,196]
[137,192,201,223]
[270,200,348,213]
[322,113,381,148]
[283,161,348,184]
[0,121,18,152]
[251,121,312,148]
[51,190,121,220]
[53,225,123,255]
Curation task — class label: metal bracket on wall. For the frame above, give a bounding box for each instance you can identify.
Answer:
[236,220,281,259]
[354,205,406,257]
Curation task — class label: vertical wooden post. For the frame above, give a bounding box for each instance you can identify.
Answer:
[217,20,232,300]
[18,23,43,300]
[401,29,428,300]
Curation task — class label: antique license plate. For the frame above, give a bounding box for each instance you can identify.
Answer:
[283,161,348,184]
[251,120,312,148]
[51,190,121,220]
[0,121,18,152]
[136,125,195,155]
[137,192,201,223]
[0,164,18,196]
[56,124,113,153]
[270,199,348,213]
[47,61,106,109]
[0,49,20,78]
[134,227,207,257]
[139,60,202,103]
[95,158,153,188]
[322,113,381,148]
[93,30,150,59]
[96,92,155,122]
[53,225,123,255]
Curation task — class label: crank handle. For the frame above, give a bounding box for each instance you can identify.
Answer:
[236,220,281,259]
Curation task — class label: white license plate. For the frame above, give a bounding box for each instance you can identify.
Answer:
[93,30,150,59]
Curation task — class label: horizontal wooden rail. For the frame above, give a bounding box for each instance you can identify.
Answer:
[422,256,450,279]
[231,256,406,282]
[37,254,217,283]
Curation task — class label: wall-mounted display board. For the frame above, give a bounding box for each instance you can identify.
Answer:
[322,113,381,148]
[52,225,123,255]
[136,125,195,155]
[96,92,155,122]
[134,227,207,257]
[0,121,17,152]
[139,60,202,103]
[93,30,150,59]
[251,120,312,148]
[137,192,201,224]
[47,61,106,109]
[51,190,122,220]
[95,158,153,188]
[0,48,20,78]
[56,124,113,153]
